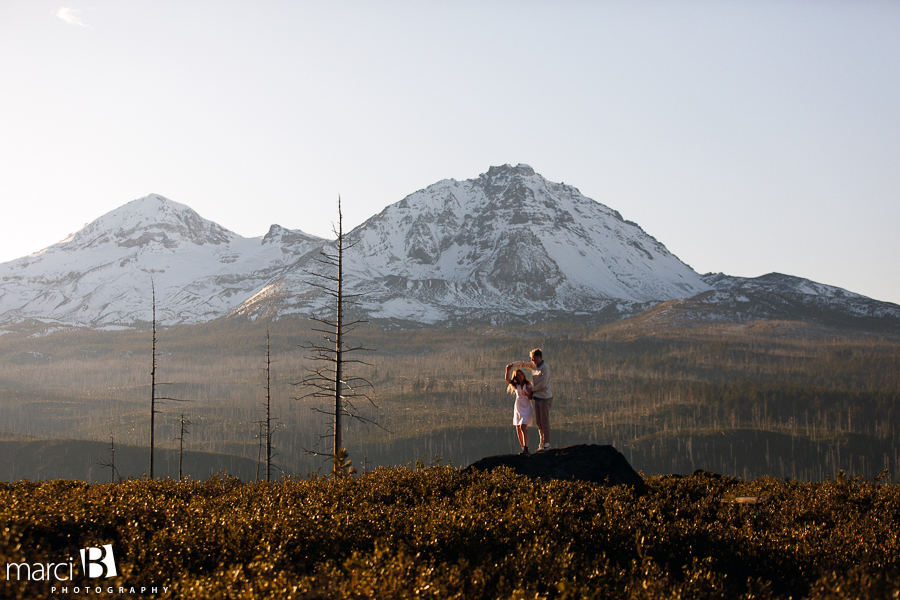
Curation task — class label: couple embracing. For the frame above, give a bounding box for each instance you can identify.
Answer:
[505,348,553,456]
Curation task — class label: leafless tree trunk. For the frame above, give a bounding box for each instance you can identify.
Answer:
[176,412,192,480]
[255,327,277,482]
[255,420,265,482]
[265,327,273,481]
[150,282,158,479]
[148,280,181,479]
[294,197,379,475]
[96,435,120,483]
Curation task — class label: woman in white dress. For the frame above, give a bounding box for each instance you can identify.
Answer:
[505,366,534,455]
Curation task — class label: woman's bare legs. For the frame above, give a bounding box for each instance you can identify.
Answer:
[516,425,529,453]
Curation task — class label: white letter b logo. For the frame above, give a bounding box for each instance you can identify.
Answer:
[80,544,117,578]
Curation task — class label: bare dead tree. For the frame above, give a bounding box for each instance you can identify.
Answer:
[255,420,265,482]
[175,412,193,481]
[254,327,280,482]
[150,281,158,479]
[264,327,275,481]
[96,435,121,483]
[149,280,184,479]
[263,327,273,481]
[293,197,379,475]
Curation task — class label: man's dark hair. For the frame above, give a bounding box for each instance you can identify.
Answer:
[531,348,542,359]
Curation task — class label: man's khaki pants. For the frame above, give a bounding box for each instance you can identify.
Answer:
[533,397,553,448]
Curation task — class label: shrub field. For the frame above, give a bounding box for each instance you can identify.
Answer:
[2,465,899,599]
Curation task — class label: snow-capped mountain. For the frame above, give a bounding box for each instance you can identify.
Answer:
[698,273,900,324]
[623,272,900,331]
[0,195,323,326]
[1,165,897,330]
[232,164,711,324]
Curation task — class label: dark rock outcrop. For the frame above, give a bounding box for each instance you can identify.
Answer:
[464,444,645,492]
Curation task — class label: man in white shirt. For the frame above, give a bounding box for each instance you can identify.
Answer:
[507,348,553,452]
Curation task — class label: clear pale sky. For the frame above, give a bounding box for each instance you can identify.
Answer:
[1,1,898,304]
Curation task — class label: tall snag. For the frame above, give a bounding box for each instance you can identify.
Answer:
[148,280,183,479]
[176,412,192,481]
[96,435,121,483]
[255,326,278,482]
[150,281,158,479]
[293,197,378,475]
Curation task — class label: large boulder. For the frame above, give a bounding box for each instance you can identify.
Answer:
[465,444,645,491]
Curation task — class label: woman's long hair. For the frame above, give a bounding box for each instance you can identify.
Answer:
[507,368,532,394]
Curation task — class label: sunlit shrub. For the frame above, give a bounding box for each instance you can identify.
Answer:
[1,469,899,599]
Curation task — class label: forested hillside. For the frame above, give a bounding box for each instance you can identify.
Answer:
[1,315,897,482]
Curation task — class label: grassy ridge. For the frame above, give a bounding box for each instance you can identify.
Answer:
[1,468,899,599]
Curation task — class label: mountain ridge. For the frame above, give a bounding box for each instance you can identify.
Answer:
[229,163,711,324]
[0,194,324,326]
[1,165,898,331]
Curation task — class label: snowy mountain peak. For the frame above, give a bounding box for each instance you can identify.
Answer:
[482,163,536,179]
[0,190,328,326]
[64,194,236,251]
[262,224,325,249]
[331,165,711,324]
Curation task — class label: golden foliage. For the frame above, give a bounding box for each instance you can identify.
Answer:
[1,468,899,599]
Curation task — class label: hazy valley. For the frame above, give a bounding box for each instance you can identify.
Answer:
[1,312,897,483]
